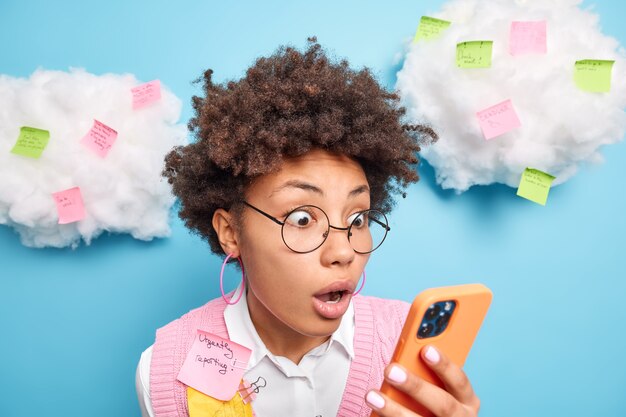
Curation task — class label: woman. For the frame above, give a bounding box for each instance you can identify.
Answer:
[136,38,481,417]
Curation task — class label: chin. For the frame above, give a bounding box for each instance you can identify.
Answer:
[299,315,343,338]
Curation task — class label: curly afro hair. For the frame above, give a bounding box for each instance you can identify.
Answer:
[163,37,437,256]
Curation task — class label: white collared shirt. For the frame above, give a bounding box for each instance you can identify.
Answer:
[136,282,355,417]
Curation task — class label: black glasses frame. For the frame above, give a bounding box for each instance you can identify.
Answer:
[242,201,390,254]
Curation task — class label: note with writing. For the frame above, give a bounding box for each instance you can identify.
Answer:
[11,127,50,158]
[52,187,86,224]
[81,120,118,158]
[509,21,547,56]
[574,60,614,93]
[456,41,493,68]
[177,330,252,401]
[131,79,161,109]
[476,99,521,140]
[516,168,555,206]
[414,16,451,43]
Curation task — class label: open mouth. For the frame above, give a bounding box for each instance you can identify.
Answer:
[315,290,347,304]
[312,281,353,319]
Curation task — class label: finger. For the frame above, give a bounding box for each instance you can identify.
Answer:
[380,363,465,417]
[421,345,479,409]
[365,389,424,417]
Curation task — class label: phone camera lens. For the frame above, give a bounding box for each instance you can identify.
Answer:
[418,300,456,339]
[418,322,434,338]
[436,312,450,328]
[426,304,441,320]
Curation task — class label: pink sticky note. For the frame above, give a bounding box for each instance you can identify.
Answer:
[177,330,252,401]
[238,380,257,404]
[81,120,118,158]
[52,187,86,224]
[476,99,522,140]
[510,21,547,56]
[131,79,161,110]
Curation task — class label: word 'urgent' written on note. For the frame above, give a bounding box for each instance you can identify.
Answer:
[177,330,252,401]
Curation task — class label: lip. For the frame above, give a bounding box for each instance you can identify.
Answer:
[314,279,356,297]
[312,279,355,320]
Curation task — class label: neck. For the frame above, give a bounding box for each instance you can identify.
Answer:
[246,292,330,364]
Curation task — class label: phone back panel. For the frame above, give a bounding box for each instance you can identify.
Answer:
[372,284,492,417]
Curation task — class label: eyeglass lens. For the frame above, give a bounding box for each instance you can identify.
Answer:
[280,206,387,254]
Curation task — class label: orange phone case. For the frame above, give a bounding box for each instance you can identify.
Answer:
[371,283,492,417]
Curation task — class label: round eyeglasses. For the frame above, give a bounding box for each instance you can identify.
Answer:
[242,201,390,254]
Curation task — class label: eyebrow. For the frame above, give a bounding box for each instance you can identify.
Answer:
[269,180,370,198]
[348,184,370,198]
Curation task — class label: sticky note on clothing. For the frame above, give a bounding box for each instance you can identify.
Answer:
[81,120,118,158]
[52,187,86,224]
[237,380,257,405]
[11,127,50,158]
[177,330,252,401]
[574,60,614,93]
[509,21,547,55]
[476,99,521,140]
[414,16,451,43]
[456,41,493,68]
[187,386,253,417]
[516,168,555,206]
[131,79,161,109]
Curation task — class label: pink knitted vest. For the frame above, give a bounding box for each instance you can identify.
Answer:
[150,295,409,417]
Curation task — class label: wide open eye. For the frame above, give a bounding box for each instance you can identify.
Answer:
[347,211,367,228]
[285,209,315,227]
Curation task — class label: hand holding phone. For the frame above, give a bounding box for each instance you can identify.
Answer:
[370,283,492,417]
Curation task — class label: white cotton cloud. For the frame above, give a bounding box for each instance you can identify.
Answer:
[396,0,626,192]
[0,69,187,248]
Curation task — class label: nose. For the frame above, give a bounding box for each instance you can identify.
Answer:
[320,225,355,266]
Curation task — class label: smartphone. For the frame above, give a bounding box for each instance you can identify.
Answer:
[371,283,492,417]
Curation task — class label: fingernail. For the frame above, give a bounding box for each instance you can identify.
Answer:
[425,346,440,364]
[366,390,385,409]
[388,365,407,383]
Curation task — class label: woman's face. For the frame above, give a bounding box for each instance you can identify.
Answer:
[237,148,371,344]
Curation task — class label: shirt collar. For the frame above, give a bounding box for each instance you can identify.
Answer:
[223,281,355,372]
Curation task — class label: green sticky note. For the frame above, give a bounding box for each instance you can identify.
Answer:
[456,41,493,68]
[414,16,451,43]
[10,126,50,158]
[516,168,556,206]
[574,59,614,93]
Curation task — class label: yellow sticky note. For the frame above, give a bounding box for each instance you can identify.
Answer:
[414,16,451,43]
[187,386,253,417]
[574,59,614,93]
[456,41,493,68]
[516,168,556,206]
[10,126,50,158]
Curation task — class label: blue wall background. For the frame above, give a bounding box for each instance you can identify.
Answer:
[1,1,625,416]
